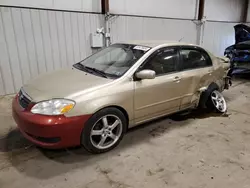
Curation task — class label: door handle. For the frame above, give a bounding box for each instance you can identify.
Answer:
[173,76,181,82]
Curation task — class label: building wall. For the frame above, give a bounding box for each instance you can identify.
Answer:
[0,7,104,95]
[109,15,198,44]
[109,0,198,19]
[247,1,250,22]
[0,0,247,95]
[201,0,244,56]
[0,0,101,13]
[202,22,236,56]
[109,16,235,57]
[109,0,242,57]
[204,0,243,22]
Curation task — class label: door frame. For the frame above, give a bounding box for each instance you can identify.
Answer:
[132,46,184,123]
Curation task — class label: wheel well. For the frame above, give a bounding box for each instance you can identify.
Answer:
[199,82,219,108]
[97,105,129,126]
[111,106,129,125]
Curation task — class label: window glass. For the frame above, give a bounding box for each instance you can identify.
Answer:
[76,44,150,78]
[143,48,178,76]
[180,49,212,70]
[94,48,128,65]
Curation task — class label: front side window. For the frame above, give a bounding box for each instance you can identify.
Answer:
[180,49,212,71]
[74,44,150,78]
[142,48,178,76]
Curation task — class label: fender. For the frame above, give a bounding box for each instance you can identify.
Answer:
[198,82,219,108]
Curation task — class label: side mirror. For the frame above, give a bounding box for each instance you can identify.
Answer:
[135,70,156,80]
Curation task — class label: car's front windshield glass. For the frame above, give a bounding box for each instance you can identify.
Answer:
[76,44,151,78]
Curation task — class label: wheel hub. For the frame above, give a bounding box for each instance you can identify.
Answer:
[103,129,111,136]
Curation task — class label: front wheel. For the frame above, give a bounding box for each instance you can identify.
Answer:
[81,108,127,154]
[206,90,227,113]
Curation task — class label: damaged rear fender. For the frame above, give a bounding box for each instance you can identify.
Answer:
[198,82,220,109]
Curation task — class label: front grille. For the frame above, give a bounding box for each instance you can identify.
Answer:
[18,89,31,109]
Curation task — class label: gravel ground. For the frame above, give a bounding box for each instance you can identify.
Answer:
[1,79,250,188]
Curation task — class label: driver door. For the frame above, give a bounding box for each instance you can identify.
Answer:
[134,47,184,124]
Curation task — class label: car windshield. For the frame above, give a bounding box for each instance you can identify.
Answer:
[74,44,151,78]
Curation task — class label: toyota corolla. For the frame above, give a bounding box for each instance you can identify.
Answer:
[12,41,231,153]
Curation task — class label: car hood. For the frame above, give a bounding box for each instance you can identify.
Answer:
[225,24,250,53]
[234,24,250,44]
[22,68,113,102]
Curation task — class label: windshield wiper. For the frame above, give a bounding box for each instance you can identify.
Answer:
[82,65,108,78]
[74,63,108,78]
[73,63,91,72]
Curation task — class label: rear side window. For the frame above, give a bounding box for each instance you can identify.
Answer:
[180,49,212,71]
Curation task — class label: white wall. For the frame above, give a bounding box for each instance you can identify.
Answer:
[109,0,198,19]
[204,0,243,22]
[0,0,102,13]
[0,0,246,95]
[202,0,243,56]
[247,1,250,22]
[202,22,236,56]
[0,7,104,95]
[110,16,198,45]
[110,15,236,57]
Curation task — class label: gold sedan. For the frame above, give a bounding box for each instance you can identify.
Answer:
[12,41,231,153]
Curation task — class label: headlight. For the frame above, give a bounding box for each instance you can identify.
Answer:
[31,99,75,115]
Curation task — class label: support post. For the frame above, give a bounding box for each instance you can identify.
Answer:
[242,0,249,23]
[198,0,205,20]
[101,0,109,14]
[102,0,111,47]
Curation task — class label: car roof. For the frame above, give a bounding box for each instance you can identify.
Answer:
[117,40,200,48]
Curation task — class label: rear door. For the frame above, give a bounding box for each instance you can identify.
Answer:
[178,46,214,109]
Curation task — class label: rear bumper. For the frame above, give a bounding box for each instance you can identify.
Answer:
[12,96,91,149]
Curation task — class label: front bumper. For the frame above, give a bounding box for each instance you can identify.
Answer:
[12,96,91,149]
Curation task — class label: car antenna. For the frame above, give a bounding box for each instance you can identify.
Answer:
[179,37,184,42]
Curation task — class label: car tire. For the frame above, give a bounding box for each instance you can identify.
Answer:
[81,107,127,154]
[206,90,227,113]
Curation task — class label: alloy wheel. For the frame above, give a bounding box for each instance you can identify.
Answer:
[90,115,123,150]
[210,90,227,113]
